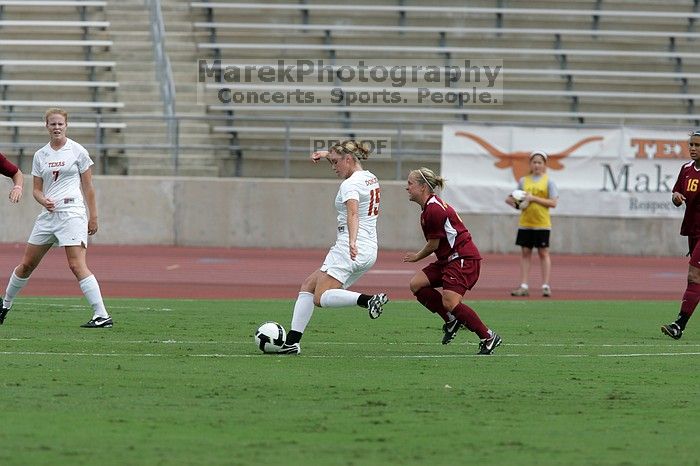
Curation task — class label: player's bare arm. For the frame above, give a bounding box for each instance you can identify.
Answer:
[346,199,359,261]
[526,193,558,208]
[80,168,99,235]
[310,151,330,163]
[32,176,54,212]
[403,238,440,263]
[9,169,23,203]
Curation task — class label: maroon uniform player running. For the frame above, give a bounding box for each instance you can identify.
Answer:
[0,152,23,204]
[403,167,501,355]
[662,130,700,339]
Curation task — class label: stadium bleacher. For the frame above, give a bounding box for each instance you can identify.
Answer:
[186,1,700,177]
[0,0,124,172]
[2,0,700,177]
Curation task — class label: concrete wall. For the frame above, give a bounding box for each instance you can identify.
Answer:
[0,175,687,256]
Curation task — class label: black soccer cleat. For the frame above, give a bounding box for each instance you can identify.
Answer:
[0,305,9,325]
[278,343,301,355]
[80,316,113,328]
[367,293,388,319]
[442,318,461,345]
[478,332,502,355]
[661,323,682,340]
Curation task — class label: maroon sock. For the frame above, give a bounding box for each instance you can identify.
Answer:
[415,287,450,323]
[677,282,700,329]
[451,303,490,339]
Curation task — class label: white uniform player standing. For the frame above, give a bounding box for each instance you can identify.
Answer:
[0,108,112,328]
[280,140,389,354]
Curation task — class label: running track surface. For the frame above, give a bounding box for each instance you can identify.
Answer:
[0,243,685,301]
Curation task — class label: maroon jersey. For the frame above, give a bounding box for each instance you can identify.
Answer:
[421,194,481,263]
[0,152,18,178]
[673,161,700,237]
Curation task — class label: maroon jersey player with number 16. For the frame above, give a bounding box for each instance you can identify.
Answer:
[662,130,700,339]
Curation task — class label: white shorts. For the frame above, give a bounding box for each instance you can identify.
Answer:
[28,211,88,247]
[320,242,377,289]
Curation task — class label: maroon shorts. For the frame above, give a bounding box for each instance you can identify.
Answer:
[422,258,481,295]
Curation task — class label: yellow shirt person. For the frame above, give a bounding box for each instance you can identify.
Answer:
[505,151,559,298]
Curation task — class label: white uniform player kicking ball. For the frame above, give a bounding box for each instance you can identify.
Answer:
[0,108,112,328]
[280,140,389,354]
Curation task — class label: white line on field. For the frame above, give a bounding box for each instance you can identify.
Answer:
[10,300,176,311]
[1,350,699,359]
[0,351,162,357]
[600,352,700,357]
[2,338,700,348]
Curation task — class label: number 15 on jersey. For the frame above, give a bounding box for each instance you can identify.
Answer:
[368,188,380,216]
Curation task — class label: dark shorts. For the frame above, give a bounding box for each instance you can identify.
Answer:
[516,229,550,249]
[422,258,481,295]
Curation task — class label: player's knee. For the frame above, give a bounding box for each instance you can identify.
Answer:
[441,295,459,311]
[15,257,41,277]
[409,281,422,295]
[17,261,37,277]
[299,276,315,293]
[409,274,429,294]
[688,265,700,284]
[67,261,86,278]
[689,271,700,284]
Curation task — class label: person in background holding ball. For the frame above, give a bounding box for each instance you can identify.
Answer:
[505,150,558,297]
[403,167,501,354]
[0,108,112,328]
[279,139,388,355]
[661,130,700,340]
[0,151,23,204]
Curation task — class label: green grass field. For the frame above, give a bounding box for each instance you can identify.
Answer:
[0,298,698,466]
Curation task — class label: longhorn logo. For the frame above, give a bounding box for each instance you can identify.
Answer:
[455,131,604,181]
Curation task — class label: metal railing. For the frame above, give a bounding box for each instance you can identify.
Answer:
[147,0,178,169]
[4,112,700,178]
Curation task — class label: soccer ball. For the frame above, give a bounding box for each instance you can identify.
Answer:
[254,321,286,353]
[511,189,529,210]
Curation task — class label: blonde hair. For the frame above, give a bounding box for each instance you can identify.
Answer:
[329,139,370,160]
[44,107,68,123]
[411,167,445,192]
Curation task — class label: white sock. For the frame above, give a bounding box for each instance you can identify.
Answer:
[4,270,29,309]
[319,288,361,308]
[290,291,314,334]
[79,275,109,319]
[446,311,456,322]
[520,283,529,289]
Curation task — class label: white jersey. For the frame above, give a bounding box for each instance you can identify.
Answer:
[334,170,380,251]
[32,138,93,215]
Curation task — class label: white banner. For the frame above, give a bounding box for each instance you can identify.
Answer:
[441,125,693,218]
